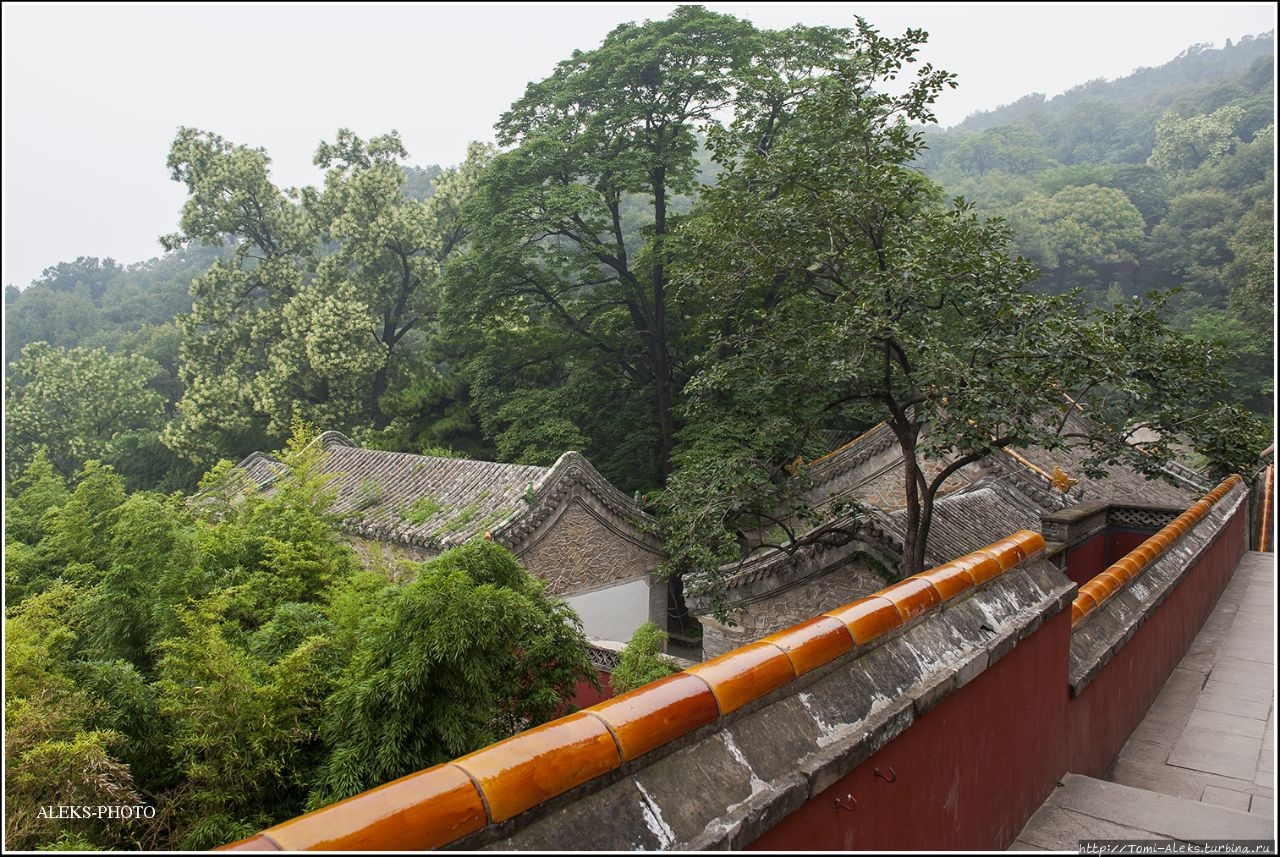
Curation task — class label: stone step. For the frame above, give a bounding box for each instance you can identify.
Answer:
[1013,773,1273,849]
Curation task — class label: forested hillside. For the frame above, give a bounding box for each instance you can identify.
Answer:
[917,33,1274,413]
[3,11,1273,849]
[5,29,1270,495]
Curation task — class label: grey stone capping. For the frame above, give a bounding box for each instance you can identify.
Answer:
[1041,500,1184,549]
[586,638,696,673]
[1040,500,1110,545]
[585,639,625,672]
[1067,481,1247,696]
[449,556,1074,851]
[1107,504,1182,533]
[688,514,901,609]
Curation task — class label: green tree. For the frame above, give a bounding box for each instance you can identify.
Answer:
[609,621,679,694]
[161,127,483,466]
[303,131,487,429]
[1042,99,1144,165]
[82,492,194,669]
[1149,105,1246,174]
[4,583,145,850]
[154,598,335,850]
[3,424,604,849]
[941,125,1051,177]
[308,539,596,807]
[1225,196,1274,355]
[3,288,101,367]
[1011,184,1146,295]
[1142,188,1242,305]
[5,342,166,481]
[448,6,768,486]
[665,18,1250,593]
[30,461,128,586]
[161,127,312,464]
[4,448,68,548]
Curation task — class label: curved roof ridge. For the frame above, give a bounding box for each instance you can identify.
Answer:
[806,422,888,469]
[805,422,897,490]
[233,450,286,487]
[532,450,646,514]
[490,451,654,548]
[316,430,356,449]
[711,509,903,595]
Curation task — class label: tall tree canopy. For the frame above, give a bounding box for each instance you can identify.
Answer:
[446,7,860,489]
[5,342,166,482]
[662,17,1255,594]
[161,128,484,468]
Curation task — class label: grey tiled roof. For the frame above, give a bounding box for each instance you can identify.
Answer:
[237,431,654,554]
[777,411,1204,575]
[242,432,550,550]
[1005,436,1195,509]
[238,451,285,486]
[884,478,1044,567]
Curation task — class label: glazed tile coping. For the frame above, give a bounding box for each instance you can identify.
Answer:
[219,529,1046,852]
[1259,463,1273,553]
[1070,474,1243,627]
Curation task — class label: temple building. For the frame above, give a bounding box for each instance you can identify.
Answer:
[689,411,1205,656]
[237,431,665,642]
[240,414,1212,663]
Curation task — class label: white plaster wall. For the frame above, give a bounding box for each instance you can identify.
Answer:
[564,577,651,642]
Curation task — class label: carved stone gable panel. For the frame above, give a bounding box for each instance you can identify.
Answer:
[516,498,661,596]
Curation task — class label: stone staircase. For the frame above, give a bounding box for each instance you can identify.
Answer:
[1013,774,1271,848]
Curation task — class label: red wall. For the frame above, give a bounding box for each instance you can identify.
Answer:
[750,500,1247,851]
[570,670,615,708]
[750,609,1072,852]
[1068,508,1247,777]
[1065,530,1157,586]
[1108,531,1150,565]
[1065,531,1108,585]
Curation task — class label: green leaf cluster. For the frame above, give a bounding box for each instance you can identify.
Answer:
[609,622,680,695]
[4,423,593,849]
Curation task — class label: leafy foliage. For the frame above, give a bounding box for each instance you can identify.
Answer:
[1,16,1270,849]
[5,342,166,483]
[308,539,596,806]
[666,17,1260,590]
[609,622,679,694]
[4,583,146,850]
[921,34,1274,419]
[445,7,861,490]
[3,420,596,849]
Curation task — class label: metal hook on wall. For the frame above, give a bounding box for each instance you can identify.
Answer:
[833,794,858,812]
[874,766,897,783]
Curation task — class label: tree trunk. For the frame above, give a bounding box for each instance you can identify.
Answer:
[370,364,389,428]
[897,426,929,577]
[651,165,676,482]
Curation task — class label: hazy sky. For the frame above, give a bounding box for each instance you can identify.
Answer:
[2,3,1275,289]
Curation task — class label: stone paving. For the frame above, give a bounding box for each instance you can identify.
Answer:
[1014,551,1277,849]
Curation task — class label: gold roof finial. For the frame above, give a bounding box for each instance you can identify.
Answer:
[1051,466,1079,493]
